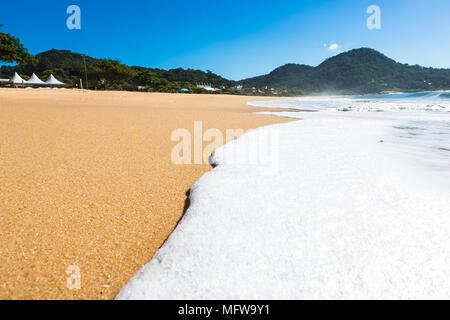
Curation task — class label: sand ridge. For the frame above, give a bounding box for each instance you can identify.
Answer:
[0,89,292,299]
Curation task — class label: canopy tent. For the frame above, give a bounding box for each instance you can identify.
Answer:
[1,73,65,88]
[26,73,46,86]
[25,73,45,85]
[10,72,26,84]
[45,74,65,86]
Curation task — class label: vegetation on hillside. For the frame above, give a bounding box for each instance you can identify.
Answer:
[241,48,450,94]
[0,48,239,93]
[0,26,31,64]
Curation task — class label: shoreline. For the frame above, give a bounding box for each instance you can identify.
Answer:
[0,89,293,299]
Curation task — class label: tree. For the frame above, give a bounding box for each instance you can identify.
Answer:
[0,26,31,64]
[87,59,138,88]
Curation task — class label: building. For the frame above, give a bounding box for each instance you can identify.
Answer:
[196,83,216,91]
[230,85,243,91]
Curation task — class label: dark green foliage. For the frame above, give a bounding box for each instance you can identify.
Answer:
[241,48,450,94]
[0,49,236,91]
[0,49,96,86]
[2,46,449,95]
[87,59,138,88]
[133,67,235,87]
[241,64,314,89]
[0,29,31,64]
[129,66,235,92]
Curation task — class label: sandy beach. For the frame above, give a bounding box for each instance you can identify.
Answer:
[0,89,291,300]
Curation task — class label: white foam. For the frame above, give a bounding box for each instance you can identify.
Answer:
[255,96,450,180]
[117,98,450,299]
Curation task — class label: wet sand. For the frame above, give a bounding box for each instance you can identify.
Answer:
[0,89,292,299]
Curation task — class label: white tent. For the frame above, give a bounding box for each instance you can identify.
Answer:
[10,72,25,85]
[45,74,64,86]
[26,73,46,86]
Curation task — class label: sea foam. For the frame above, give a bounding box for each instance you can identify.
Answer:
[117,94,450,299]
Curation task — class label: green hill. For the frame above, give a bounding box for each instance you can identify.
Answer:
[240,63,314,90]
[0,49,236,92]
[241,48,450,94]
[2,47,450,95]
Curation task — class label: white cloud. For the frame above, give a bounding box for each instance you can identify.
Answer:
[326,43,340,51]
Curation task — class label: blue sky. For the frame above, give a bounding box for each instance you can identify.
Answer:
[1,0,449,80]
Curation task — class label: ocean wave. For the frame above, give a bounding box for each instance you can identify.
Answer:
[354,91,450,100]
[117,112,450,299]
[250,94,450,175]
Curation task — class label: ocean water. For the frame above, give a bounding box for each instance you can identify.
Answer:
[117,91,450,299]
[249,91,450,180]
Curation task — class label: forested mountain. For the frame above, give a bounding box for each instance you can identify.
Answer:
[239,63,314,90]
[2,47,450,95]
[0,49,236,92]
[241,48,450,94]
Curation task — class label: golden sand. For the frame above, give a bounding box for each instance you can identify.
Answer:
[0,89,292,300]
